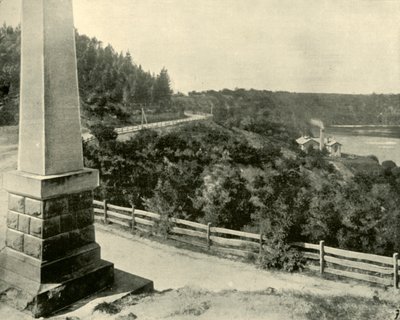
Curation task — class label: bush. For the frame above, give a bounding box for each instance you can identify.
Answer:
[93,301,121,315]
[366,154,379,163]
[89,123,117,144]
[258,239,305,272]
[151,214,174,239]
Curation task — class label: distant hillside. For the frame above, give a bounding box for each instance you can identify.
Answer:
[174,89,400,129]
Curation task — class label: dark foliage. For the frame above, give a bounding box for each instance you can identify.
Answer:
[0,25,173,127]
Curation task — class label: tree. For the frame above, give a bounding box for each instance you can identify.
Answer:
[193,163,254,230]
[134,65,154,105]
[89,123,117,145]
[152,68,172,107]
[302,182,343,246]
[0,24,20,125]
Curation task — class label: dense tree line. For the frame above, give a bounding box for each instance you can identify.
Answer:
[84,105,400,269]
[176,88,400,128]
[0,25,20,125]
[0,24,173,126]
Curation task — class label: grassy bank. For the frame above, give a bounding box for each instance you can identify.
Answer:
[92,286,396,320]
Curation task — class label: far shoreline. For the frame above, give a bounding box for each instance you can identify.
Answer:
[329,124,400,128]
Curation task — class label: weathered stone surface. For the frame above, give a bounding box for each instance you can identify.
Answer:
[42,243,101,282]
[69,226,95,251]
[44,197,68,218]
[18,214,31,234]
[25,198,43,217]
[75,208,94,228]
[29,218,43,238]
[68,191,93,211]
[42,232,69,261]
[18,0,84,176]
[0,244,103,285]
[3,169,99,200]
[69,245,101,273]
[60,214,75,233]
[8,194,25,213]
[6,211,19,230]
[42,216,61,238]
[6,229,24,252]
[0,258,115,318]
[32,260,114,318]
[24,234,42,259]
[0,248,41,283]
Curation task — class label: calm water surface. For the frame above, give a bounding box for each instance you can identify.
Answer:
[325,126,400,164]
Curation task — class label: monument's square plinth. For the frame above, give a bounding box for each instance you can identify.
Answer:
[0,170,114,317]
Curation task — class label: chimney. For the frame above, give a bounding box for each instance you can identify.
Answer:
[320,128,325,150]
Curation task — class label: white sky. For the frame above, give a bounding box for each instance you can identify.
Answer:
[1,0,399,94]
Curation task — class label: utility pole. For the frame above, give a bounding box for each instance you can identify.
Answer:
[141,107,148,129]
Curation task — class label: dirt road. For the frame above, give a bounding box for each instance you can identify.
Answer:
[95,224,389,297]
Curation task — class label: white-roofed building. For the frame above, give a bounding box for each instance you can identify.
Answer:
[296,136,320,152]
[296,135,342,157]
[325,138,342,157]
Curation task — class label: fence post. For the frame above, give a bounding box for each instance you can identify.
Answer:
[131,205,136,233]
[319,240,325,274]
[206,223,211,249]
[393,253,398,289]
[102,199,108,224]
[259,232,263,257]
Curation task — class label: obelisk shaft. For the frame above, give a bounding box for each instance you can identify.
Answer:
[19,0,83,176]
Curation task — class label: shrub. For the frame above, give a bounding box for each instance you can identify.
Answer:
[89,123,118,144]
[366,154,379,163]
[151,214,174,239]
[93,301,121,315]
[382,160,396,172]
[258,239,305,272]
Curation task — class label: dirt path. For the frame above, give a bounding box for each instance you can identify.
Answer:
[95,225,389,298]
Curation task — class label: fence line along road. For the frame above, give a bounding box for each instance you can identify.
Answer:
[82,112,212,142]
[93,199,400,289]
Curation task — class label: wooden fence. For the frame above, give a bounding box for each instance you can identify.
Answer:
[93,200,399,288]
[83,112,212,142]
[93,200,263,259]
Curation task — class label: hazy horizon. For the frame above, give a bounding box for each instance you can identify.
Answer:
[1,0,399,95]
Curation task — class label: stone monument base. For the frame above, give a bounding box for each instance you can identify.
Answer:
[0,256,113,318]
[0,169,115,318]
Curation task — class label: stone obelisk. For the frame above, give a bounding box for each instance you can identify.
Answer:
[0,0,114,317]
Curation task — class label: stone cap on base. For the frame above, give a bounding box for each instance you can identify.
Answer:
[3,168,99,200]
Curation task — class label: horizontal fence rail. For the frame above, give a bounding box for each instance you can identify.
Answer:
[93,199,399,288]
[292,241,398,288]
[83,112,212,142]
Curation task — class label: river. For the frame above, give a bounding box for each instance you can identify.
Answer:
[325,126,400,164]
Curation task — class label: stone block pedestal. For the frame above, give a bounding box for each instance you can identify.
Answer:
[0,169,114,318]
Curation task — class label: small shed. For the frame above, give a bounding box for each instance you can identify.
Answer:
[326,140,342,157]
